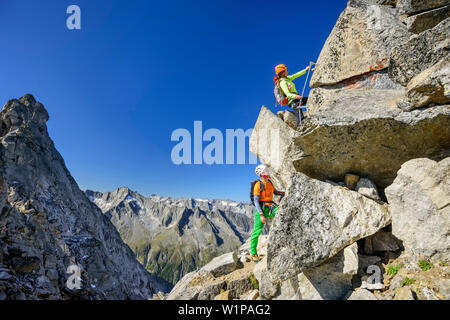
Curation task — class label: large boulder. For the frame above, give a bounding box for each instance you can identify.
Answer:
[310,0,410,88]
[297,90,450,189]
[293,243,359,300]
[272,243,358,300]
[385,158,450,263]
[267,173,391,281]
[397,56,450,111]
[389,18,450,86]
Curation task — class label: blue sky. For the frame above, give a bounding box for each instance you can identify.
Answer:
[0,0,345,201]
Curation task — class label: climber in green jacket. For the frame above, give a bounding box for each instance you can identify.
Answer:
[274,64,311,127]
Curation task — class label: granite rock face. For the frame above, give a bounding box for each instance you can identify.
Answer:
[389,17,450,86]
[385,158,450,264]
[0,95,169,300]
[266,173,390,281]
[310,0,410,88]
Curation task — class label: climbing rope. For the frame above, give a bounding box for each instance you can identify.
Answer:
[300,61,315,101]
[300,61,315,117]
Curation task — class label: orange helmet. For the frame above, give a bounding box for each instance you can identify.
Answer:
[275,64,287,75]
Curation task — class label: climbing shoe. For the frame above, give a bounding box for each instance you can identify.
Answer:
[251,254,261,262]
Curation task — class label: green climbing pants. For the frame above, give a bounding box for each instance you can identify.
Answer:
[250,205,279,255]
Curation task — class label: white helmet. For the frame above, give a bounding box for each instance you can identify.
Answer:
[255,164,270,177]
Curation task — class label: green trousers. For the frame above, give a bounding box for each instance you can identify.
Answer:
[250,205,279,255]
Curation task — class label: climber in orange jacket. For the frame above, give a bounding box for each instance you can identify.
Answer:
[250,165,285,262]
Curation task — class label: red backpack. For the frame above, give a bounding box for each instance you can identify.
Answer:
[273,76,288,106]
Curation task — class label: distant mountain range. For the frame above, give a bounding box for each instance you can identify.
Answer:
[85,187,255,284]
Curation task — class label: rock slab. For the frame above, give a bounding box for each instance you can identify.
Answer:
[385,158,450,264]
[267,173,391,281]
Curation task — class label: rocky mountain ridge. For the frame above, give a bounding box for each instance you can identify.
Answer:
[0,95,170,299]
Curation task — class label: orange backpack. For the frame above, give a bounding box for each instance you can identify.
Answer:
[273,76,288,106]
